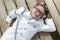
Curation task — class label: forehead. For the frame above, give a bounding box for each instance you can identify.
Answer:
[31,5,45,13]
[31,8,37,12]
[35,5,44,12]
[32,5,44,12]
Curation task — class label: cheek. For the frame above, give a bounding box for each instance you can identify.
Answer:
[31,12,36,18]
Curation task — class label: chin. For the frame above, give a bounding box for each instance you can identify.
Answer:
[32,16,36,19]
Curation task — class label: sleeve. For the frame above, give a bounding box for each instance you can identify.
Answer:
[39,18,56,32]
[45,18,56,32]
[6,7,26,23]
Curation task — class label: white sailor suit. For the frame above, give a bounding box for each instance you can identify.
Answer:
[0,7,56,40]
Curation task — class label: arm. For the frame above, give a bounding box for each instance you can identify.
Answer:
[6,7,26,28]
[39,18,56,32]
[6,10,16,28]
[45,18,56,32]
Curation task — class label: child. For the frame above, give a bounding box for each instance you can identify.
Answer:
[0,4,56,40]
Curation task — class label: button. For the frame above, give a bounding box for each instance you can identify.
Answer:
[29,18,32,20]
[20,33,23,36]
[24,28,26,30]
[28,22,30,24]
[33,26,36,28]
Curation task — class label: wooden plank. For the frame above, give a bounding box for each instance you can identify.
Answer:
[0,31,1,38]
[0,26,2,38]
[14,0,27,9]
[0,22,1,38]
[3,0,17,31]
[0,0,7,33]
[4,0,16,13]
[53,0,60,15]
[26,0,37,9]
[39,33,52,40]
[44,0,60,34]
[32,33,40,40]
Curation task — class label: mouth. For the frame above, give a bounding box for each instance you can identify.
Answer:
[35,15,39,17]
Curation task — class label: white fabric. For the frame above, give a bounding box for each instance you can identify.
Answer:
[6,7,26,23]
[0,7,56,40]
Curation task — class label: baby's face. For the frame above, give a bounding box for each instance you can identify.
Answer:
[30,5,45,20]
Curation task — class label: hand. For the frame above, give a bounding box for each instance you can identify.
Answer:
[6,22,11,29]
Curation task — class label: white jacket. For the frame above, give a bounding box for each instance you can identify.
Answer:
[0,7,56,40]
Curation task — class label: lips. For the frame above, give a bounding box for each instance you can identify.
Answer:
[35,13,39,17]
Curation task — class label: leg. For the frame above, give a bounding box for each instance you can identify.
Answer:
[0,27,15,40]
